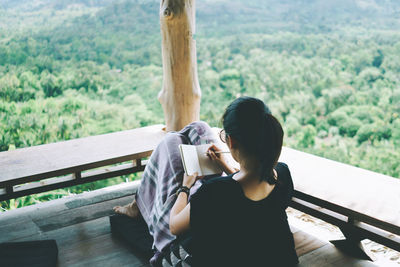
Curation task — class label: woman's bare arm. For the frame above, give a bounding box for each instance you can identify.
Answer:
[169,194,191,235]
[169,172,199,236]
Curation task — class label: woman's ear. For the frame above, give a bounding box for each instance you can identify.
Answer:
[227,135,237,149]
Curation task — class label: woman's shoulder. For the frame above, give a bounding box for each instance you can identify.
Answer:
[203,174,236,186]
[274,162,294,209]
[275,162,292,180]
[200,175,237,193]
[276,161,289,171]
[191,175,237,200]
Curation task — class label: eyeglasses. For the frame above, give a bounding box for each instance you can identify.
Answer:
[219,129,227,143]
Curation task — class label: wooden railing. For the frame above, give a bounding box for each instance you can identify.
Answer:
[0,124,166,201]
[291,191,400,257]
[280,147,400,258]
[0,125,399,259]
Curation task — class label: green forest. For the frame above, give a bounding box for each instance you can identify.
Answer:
[1,0,400,210]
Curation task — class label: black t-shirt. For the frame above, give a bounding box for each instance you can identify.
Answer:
[189,162,299,267]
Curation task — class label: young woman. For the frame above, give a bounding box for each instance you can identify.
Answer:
[170,97,298,266]
[115,97,298,266]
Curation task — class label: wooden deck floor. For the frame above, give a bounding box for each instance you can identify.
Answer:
[0,182,378,267]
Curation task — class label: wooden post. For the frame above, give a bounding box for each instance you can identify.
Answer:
[74,172,82,179]
[158,0,201,132]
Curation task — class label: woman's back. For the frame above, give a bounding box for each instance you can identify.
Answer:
[190,162,298,267]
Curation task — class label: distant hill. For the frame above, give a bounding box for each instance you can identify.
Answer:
[0,0,115,10]
[1,0,400,181]
[0,1,161,67]
[2,0,400,33]
[197,0,400,35]
[1,0,400,68]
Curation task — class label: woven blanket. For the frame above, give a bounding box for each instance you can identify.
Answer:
[135,121,219,264]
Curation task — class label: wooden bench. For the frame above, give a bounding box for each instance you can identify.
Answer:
[1,124,399,261]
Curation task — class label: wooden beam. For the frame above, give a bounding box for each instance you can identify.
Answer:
[280,146,400,231]
[0,124,165,187]
[293,190,400,235]
[290,197,400,252]
[0,163,145,201]
[158,0,201,131]
[74,172,82,179]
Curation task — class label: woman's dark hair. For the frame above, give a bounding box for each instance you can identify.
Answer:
[222,96,284,184]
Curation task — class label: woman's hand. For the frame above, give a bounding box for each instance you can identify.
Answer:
[207,144,237,175]
[183,172,203,188]
[207,144,228,168]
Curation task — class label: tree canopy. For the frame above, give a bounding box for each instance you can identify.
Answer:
[1,0,400,210]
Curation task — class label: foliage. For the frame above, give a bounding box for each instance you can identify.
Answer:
[1,0,400,210]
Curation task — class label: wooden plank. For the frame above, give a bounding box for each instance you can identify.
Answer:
[290,197,349,226]
[0,162,144,201]
[58,232,149,267]
[355,222,400,252]
[0,124,165,186]
[42,217,111,248]
[280,147,400,230]
[0,180,139,226]
[33,195,134,232]
[12,231,49,243]
[11,212,150,267]
[298,243,378,267]
[290,197,400,252]
[5,185,13,194]
[62,182,139,210]
[0,216,42,243]
[293,191,400,235]
[294,230,327,257]
[289,225,301,234]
